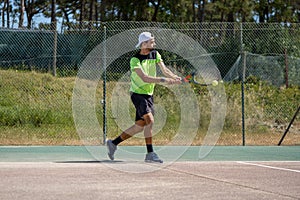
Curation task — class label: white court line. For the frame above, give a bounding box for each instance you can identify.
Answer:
[237,161,300,173]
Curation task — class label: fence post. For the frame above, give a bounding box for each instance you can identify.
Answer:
[52,22,57,77]
[102,25,107,145]
[240,23,246,146]
[284,48,289,88]
[241,51,246,146]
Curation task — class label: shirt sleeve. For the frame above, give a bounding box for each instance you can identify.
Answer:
[130,57,141,70]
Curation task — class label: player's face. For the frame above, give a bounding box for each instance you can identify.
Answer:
[142,38,156,50]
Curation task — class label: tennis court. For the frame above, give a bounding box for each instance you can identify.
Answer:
[0,146,299,200]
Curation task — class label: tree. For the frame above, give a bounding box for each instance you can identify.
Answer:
[1,0,6,27]
[25,0,46,28]
[253,0,299,23]
[291,0,300,22]
[115,0,131,20]
[271,0,298,23]
[79,0,86,23]
[198,0,206,22]
[2,0,300,29]
[0,0,12,28]
[6,0,10,27]
[204,0,254,22]
[239,0,255,22]
[18,0,25,28]
[99,0,106,21]
[89,0,96,21]
[159,0,194,22]
[51,0,56,25]
[205,0,228,22]
[149,0,161,21]
[55,0,80,30]
[135,0,148,21]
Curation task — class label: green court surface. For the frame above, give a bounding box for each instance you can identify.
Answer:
[1,146,299,200]
[0,146,299,162]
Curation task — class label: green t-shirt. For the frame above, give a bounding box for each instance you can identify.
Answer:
[130,50,162,95]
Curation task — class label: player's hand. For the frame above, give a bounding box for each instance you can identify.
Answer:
[173,77,182,84]
[164,77,182,84]
[173,76,182,82]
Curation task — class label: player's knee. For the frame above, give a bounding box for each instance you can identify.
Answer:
[144,113,154,126]
[134,124,144,132]
[135,120,145,131]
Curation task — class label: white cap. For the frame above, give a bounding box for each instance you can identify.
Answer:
[135,32,154,48]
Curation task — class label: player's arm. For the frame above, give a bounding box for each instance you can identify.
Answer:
[157,61,181,81]
[134,68,176,84]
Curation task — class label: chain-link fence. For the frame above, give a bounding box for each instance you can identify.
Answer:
[0,22,299,145]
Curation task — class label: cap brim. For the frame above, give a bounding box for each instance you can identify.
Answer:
[135,42,142,48]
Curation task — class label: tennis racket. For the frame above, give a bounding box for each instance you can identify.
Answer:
[182,71,219,86]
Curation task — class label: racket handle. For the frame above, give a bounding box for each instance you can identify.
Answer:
[182,74,192,83]
[182,78,190,83]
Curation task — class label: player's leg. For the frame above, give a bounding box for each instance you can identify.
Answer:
[143,111,163,163]
[143,112,154,152]
[107,93,147,160]
[107,120,145,160]
[118,120,146,141]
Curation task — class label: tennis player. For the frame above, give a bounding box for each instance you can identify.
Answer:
[107,32,181,163]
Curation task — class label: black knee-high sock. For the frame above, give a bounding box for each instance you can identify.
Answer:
[146,144,153,153]
[112,136,123,146]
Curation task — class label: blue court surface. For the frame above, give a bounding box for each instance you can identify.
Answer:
[0,146,299,200]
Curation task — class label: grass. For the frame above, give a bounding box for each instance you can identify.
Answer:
[0,69,299,145]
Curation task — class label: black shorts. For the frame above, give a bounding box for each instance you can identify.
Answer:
[130,92,154,121]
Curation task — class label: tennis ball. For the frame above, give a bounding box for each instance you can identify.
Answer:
[212,80,218,86]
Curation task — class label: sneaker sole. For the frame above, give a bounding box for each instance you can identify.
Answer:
[145,160,163,163]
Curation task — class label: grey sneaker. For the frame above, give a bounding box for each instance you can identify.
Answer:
[107,140,117,160]
[145,152,163,163]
